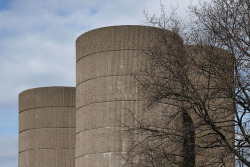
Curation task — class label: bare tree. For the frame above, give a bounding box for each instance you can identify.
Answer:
[122,0,250,166]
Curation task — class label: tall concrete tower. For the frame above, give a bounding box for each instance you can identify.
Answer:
[75,25,181,166]
[184,45,235,166]
[75,25,234,166]
[18,87,75,167]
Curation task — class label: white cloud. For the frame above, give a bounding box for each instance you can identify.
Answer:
[0,0,199,166]
[0,0,198,122]
[0,0,160,109]
[0,0,199,130]
[0,33,75,108]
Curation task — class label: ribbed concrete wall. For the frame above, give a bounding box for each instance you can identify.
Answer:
[76,25,234,167]
[184,46,235,166]
[75,25,180,166]
[18,87,75,167]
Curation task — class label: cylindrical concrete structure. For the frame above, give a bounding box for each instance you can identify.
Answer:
[18,86,75,167]
[76,25,234,167]
[75,25,181,166]
[184,45,235,167]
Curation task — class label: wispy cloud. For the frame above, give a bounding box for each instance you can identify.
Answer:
[0,0,158,109]
[0,0,195,166]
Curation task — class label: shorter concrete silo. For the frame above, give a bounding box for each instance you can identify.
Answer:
[18,86,75,167]
[75,25,183,167]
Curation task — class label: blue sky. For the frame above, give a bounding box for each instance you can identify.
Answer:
[0,0,196,166]
[0,0,12,11]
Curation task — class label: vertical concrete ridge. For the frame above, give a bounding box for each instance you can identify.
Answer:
[18,86,76,167]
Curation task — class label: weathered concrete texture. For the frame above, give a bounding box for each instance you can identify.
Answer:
[76,50,147,85]
[75,25,177,166]
[76,101,144,133]
[75,152,124,167]
[76,25,235,167]
[184,45,235,167]
[76,25,182,62]
[19,86,75,112]
[18,87,75,167]
[76,76,140,109]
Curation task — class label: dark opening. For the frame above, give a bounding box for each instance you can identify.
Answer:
[182,110,195,167]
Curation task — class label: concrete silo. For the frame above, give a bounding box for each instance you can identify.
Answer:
[18,86,75,167]
[75,25,182,166]
[75,25,234,167]
[184,45,235,166]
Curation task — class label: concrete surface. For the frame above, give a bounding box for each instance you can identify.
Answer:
[18,87,75,167]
